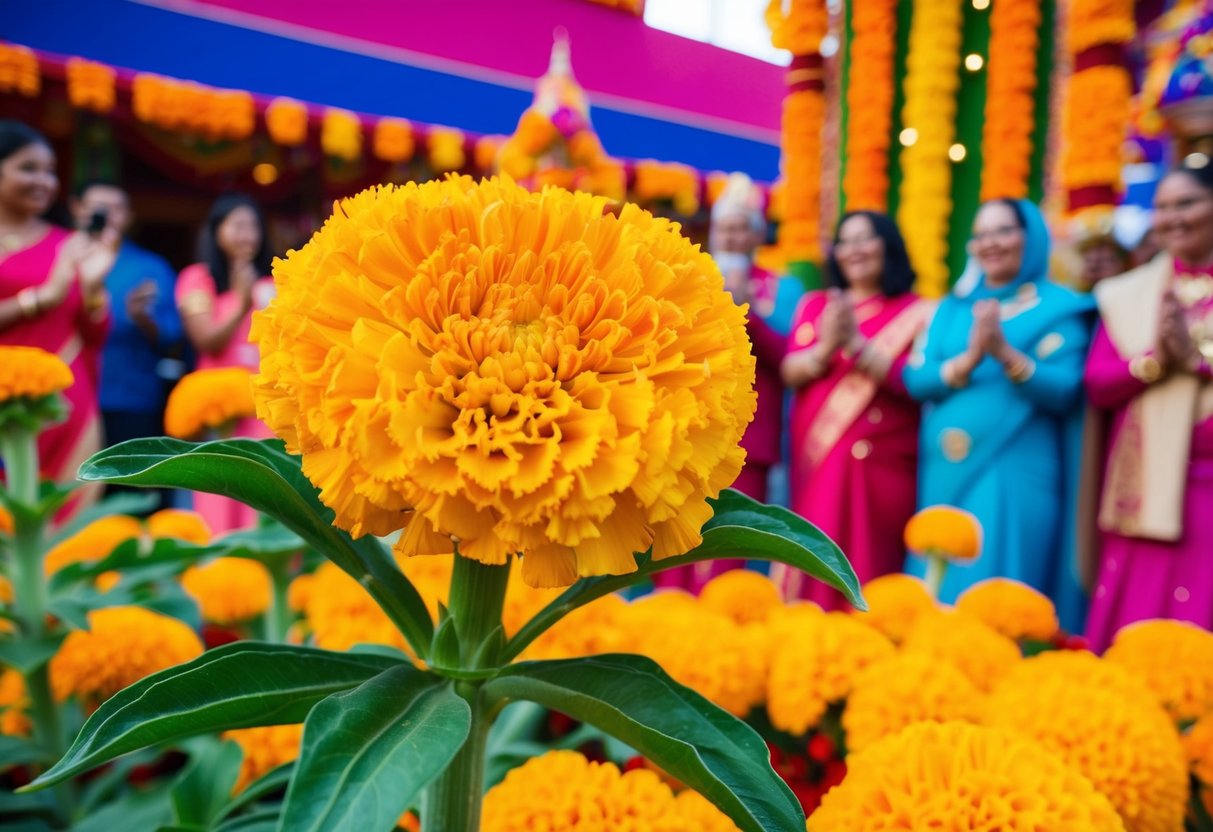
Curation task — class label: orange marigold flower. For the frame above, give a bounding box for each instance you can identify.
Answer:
[985,651,1187,832]
[0,346,73,403]
[0,43,39,97]
[146,508,212,544]
[0,504,12,535]
[43,515,143,575]
[298,561,409,653]
[0,668,30,737]
[481,749,738,831]
[765,0,828,54]
[0,574,11,604]
[287,573,314,612]
[842,652,982,753]
[955,577,1059,642]
[321,108,362,161]
[164,367,256,439]
[1185,714,1213,786]
[1105,619,1213,723]
[513,108,559,156]
[251,177,755,588]
[809,721,1125,831]
[427,128,466,171]
[51,606,203,703]
[1060,67,1133,198]
[851,573,938,644]
[65,58,116,114]
[767,612,894,735]
[373,117,415,164]
[901,610,1020,692]
[521,592,630,660]
[265,97,308,146]
[181,557,272,625]
[699,570,784,626]
[223,723,304,792]
[904,505,982,561]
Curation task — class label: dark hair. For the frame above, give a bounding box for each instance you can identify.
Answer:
[826,210,916,297]
[985,197,1028,229]
[1168,158,1213,193]
[198,193,272,294]
[0,120,51,165]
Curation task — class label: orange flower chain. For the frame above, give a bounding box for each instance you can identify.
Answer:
[842,0,898,211]
[65,57,116,114]
[131,73,255,140]
[980,0,1042,200]
[0,42,39,97]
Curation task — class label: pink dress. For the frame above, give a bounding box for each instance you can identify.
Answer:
[774,291,927,609]
[176,264,274,533]
[1084,263,1213,650]
[0,227,108,484]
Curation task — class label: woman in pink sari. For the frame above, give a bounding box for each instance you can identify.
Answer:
[0,121,115,501]
[774,211,930,609]
[176,193,275,533]
[1086,162,1213,650]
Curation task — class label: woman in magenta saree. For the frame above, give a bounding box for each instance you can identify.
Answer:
[774,211,929,609]
[1085,163,1213,651]
[0,122,112,500]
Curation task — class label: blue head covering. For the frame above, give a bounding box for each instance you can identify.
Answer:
[954,199,1051,300]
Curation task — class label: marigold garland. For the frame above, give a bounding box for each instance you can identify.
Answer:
[1066,0,1136,54]
[1105,619,1213,723]
[985,651,1188,832]
[901,610,1020,692]
[842,0,898,211]
[809,721,1126,831]
[0,346,73,403]
[632,160,700,215]
[779,89,825,261]
[164,367,256,439]
[265,98,308,147]
[251,178,755,588]
[766,0,829,54]
[372,117,414,164]
[131,74,254,140]
[223,723,304,792]
[955,577,1059,642]
[181,557,272,625]
[850,573,938,643]
[65,58,116,114]
[0,43,39,97]
[767,612,894,735]
[842,652,982,753]
[321,108,362,162]
[481,750,738,831]
[981,0,1042,200]
[897,0,963,297]
[427,128,466,172]
[50,606,203,703]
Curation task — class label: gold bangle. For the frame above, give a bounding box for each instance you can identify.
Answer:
[1005,356,1036,384]
[1129,355,1163,383]
[16,287,40,319]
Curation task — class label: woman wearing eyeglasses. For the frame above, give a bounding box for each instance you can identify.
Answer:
[1085,161,1213,649]
[903,199,1095,629]
[775,211,930,608]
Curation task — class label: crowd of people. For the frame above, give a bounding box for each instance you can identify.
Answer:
[2,116,1211,649]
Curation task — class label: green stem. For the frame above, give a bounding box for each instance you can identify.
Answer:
[923,554,948,599]
[421,683,490,832]
[446,554,510,669]
[264,559,293,644]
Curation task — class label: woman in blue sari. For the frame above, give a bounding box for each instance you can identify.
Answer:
[903,199,1094,630]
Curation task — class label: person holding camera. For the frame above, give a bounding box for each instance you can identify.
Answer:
[71,180,183,485]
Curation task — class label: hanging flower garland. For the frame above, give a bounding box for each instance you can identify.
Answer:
[372,117,414,163]
[427,127,466,172]
[1060,0,1135,214]
[897,0,963,297]
[265,97,307,147]
[842,0,898,211]
[767,0,828,262]
[980,0,1042,200]
[632,160,700,215]
[131,74,255,141]
[321,108,362,161]
[0,42,39,97]
[65,58,116,114]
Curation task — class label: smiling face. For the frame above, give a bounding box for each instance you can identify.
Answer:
[970,201,1026,286]
[711,211,761,256]
[215,204,263,263]
[833,213,885,292]
[1153,170,1213,267]
[0,140,57,220]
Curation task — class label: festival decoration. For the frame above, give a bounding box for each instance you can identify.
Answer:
[980,0,1042,200]
[372,117,415,163]
[842,0,898,211]
[0,42,39,97]
[321,107,362,161]
[427,127,466,171]
[65,58,116,114]
[131,74,255,140]
[265,97,308,146]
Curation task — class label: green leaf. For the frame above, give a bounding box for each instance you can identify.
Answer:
[27,642,401,788]
[77,438,434,659]
[214,808,282,832]
[214,763,292,825]
[280,665,470,832]
[169,737,244,828]
[70,787,173,832]
[0,735,53,766]
[504,489,860,661]
[0,634,65,674]
[484,654,805,832]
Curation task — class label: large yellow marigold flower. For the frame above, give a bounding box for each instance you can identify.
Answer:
[224,723,303,792]
[43,515,143,574]
[699,570,784,626]
[251,177,756,588]
[984,651,1188,832]
[842,653,982,753]
[146,509,212,544]
[903,505,982,561]
[51,606,203,703]
[767,612,894,735]
[901,610,1020,692]
[181,557,272,625]
[165,367,256,439]
[481,749,738,831]
[850,573,938,643]
[955,577,1059,642]
[808,721,1125,831]
[0,345,73,402]
[1105,619,1213,723]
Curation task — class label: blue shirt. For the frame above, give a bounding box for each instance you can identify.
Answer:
[99,242,183,413]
